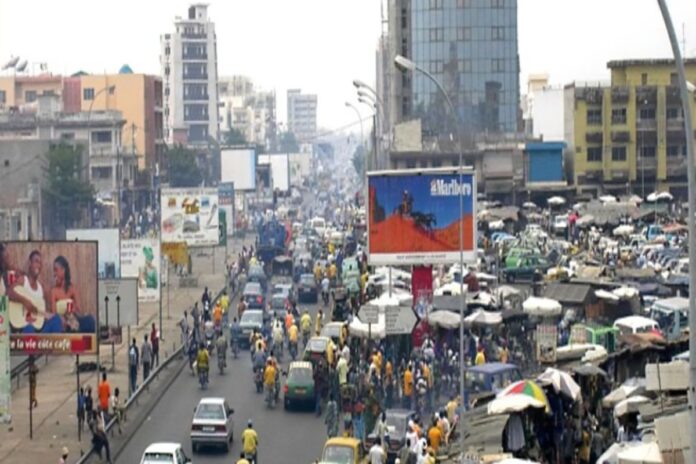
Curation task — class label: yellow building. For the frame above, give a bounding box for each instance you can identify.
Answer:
[0,75,64,107]
[566,58,696,198]
[78,73,164,171]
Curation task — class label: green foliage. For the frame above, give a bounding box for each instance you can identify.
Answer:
[167,145,202,187]
[224,127,247,146]
[278,131,300,153]
[44,143,95,229]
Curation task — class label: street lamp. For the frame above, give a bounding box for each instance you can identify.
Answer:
[656,0,696,450]
[357,97,378,172]
[345,101,364,152]
[394,53,468,457]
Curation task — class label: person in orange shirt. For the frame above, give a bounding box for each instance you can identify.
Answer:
[97,372,111,413]
[427,419,443,452]
[285,310,294,332]
[403,364,413,409]
[213,303,222,326]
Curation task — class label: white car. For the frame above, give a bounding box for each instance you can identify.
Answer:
[190,398,234,453]
[140,443,191,464]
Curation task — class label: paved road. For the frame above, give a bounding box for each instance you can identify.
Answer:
[118,286,330,463]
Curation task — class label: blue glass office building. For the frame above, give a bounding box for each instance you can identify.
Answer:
[408,0,519,135]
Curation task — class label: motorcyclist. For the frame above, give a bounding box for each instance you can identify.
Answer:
[236,452,251,464]
[215,332,228,369]
[196,342,209,385]
[272,319,284,358]
[252,345,266,373]
[230,317,242,357]
[321,275,330,306]
[187,332,198,373]
[300,309,312,345]
[263,359,277,404]
[237,298,247,319]
[241,420,258,463]
[288,322,299,360]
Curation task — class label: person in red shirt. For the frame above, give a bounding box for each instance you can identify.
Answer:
[97,372,111,413]
[151,323,160,367]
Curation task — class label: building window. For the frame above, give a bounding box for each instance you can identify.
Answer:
[667,145,686,157]
[0,90,5,104]
[165,66,170,76]
[457,27,471,41]
[491,0,505,8]
[639,145,656,158]
[164,86,170,97]
[611,146,627,161]
[586,108,602,125]
[639,107,656,120]
[587,147,602,162]
[492,59,505,72]
[429,0,443,9]
[84,88,95,100]
[456,0,470,7]
[91,167,113,179]
[91,131,112,144]
[611,108,627,124]
[25,90,37,103]
[667,107,683,119]
[641,73,648,86]
[406,160,416,169]
[61,132,75,140]
[670,73,678,86]
[432,160,442,168]
[429,28,444,42]
[165,46,171,55]
[491,26,505,40]
[458,60,472,73]
[429,60,443,74]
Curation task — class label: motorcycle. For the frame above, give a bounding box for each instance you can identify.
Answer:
[273,339,283,362]
[265,383,276,408]
[322,289,329,306]
[198,366,209,389]
[231,338,239,359]
[244,451,257,464]
[288,340,297,361]
[218,353,226,375]
[302,330,310,348]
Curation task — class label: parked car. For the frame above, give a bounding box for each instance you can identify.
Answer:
[363,409,416,457]
[140,443,191,464]
[464,362,522,407]
[283,361,315,410]
[319,437,364,464]
[303,336,331,366]
[502,255,550,283]
[190,398,234,453]
[297,273,319,303]
[239,310,264,348]
[242,282,265,310]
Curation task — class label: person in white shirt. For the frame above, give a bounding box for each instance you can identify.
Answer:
[369,437,386,464]
[341,344,350,364]
[406,422,419,454]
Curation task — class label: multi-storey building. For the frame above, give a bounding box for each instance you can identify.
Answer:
[160,3,219,147]
[219,76,276,150]
[566,58,696,198]
[287,89,317,143]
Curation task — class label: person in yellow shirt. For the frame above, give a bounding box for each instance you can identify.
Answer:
[329,263,337,281]
[427,420,443,452]
[403,365,413,409]
[263,360,277,387]
[446,395,459,423]
[328,242,335,255]
[314,263,323,281]
[326,340,335,366]
[300,310,312,341]
[373,350,383,374]
[288,323,299,344]
[241,421,258,459]
[219,291,230,314]
[499,342,510,364]
[475,346,486,366]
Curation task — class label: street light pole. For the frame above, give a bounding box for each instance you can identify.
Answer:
[656,0,696,450]
[345,101,365,154]
[395,54,467,459]
[357,97,378,172]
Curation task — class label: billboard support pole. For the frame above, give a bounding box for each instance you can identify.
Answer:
[126,326,131,397]
[28,356,33,440]
[76,355,80,442]
[167,262,171,320]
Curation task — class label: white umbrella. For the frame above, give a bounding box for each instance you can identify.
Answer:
[582,345,608,363]
[487,394,545,415]
[613,286,639,299]
[522,201,537,209]
[616,441,661,464]
[536,367,581,401]
[612,224,634,236]
[522,296,562,317]
[646,191,673,202]
[627,194,643,205]
[464,309,502,326]
[595,289,620,301]
[496,285,521,299]
[599,194,617,203]
[597,442,643,464]
[547,196,566,206]
[427,310,460,329]
[489,219,505,230]
[613,395,650,418]
[434,282,462,296]
[602,378,646,407]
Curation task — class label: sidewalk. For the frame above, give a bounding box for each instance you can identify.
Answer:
[0,244,238,464]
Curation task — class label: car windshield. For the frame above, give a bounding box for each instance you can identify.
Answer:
[195,403,225,420]
[385,414,408,434]
[241,312,263,325]
[289,367,313,382]
[244,283,262,294]
[322,446,354,464]
[271,297,286,308]
[142,453,175,463]
[300,275,314,285]
[307,338,327,352]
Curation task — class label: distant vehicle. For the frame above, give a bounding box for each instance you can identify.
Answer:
[613,315,660,336]
[320,322,343,345]
[502,255,550,283]
[649,297,689,341]
[310,217,327,237]
[297,273,319,303]
[190,398,234,453]
[570,324,618,353]
[303,336,331,366]
[242,282,265,310]
[464,362,522,406]
[140,443,191,464]
[552,214,568,234]
[239,310,264,347]
[247,264,268,292]
[270,294,290,320]
[363,409,416,457]
[319,437,364,464]
[272,282,293,298]
[283,361,315,410]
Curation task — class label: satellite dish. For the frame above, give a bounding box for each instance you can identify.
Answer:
[2,56,20,70]
[15,60,28,72]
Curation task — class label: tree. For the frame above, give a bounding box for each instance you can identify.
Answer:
[167,145,202,187]
[278,131,300,153]
[44,143,95,231]
[224,127,247,146]
[352,144,366,179]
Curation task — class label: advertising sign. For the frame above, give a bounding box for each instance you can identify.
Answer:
[120,238,160,303]
[98,279,137,344]
[161,187,220,247]
[384,306,418,335]
[0,297,10,423]
[218,182,235,236]
[66,228,120,278]
[161,242,189,267]
[221,148,256,191]
[3,241,98,355]
[367,168,476,265]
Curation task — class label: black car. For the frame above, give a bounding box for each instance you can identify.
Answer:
[297,273,318,303]
[364,409,417,457]
[243,282,265,310]
[247,264,268,292]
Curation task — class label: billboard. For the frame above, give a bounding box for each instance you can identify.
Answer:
[367,168,476,265]
[259,154,290,193]
[218,182,235,236]
[98,279,138,344]
[3,241,98,355]
[161,242,189,267]
[66,228,120,278]
[161,187,220,246]
[221,148,256,191]
[120,238,160,302]
[0,297,10,423]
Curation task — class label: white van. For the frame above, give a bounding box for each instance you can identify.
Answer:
[613,315,659,336]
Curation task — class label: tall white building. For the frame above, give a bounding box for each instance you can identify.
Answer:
[160,3,219,146]
[219,76,276,150]
[286,89,317,143]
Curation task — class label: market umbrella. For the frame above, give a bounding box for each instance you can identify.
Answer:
[487,394,546,415]
[612,224,634,236]
[547,196,566,206]
[464,309,503,327]
[522,201,537,209]
[498,380,551,413]
[427,310,460,329]
[613,286,639,299]
[582,345,608,363]
[602,378,646,407]
[599,194,617,203]
[613,395,650,418]
[536,367,581,401]
[646,191,673,202]
[522,297,562,317]
[572,364,608,378]
[595,289,620,302]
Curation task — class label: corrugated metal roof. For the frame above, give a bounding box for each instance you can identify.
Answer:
[544,283,593,305]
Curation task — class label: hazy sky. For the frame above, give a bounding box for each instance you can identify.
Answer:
[1,0,695,134]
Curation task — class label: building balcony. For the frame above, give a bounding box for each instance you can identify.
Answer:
[184,115,209,122]
[181,32,207,39]
[183,74,209,81]
[183,53,208,60]
[585,132,603,144]
[666,86,682,104]
[667,118,684,130]
[609,169,629,181]
[667,157,688,176]
[576,87,604,104]
[635,86,657,104]
[636,119,657,130]
[611,131,631,143]
[611,86,630,103]
[183,94,209,101]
